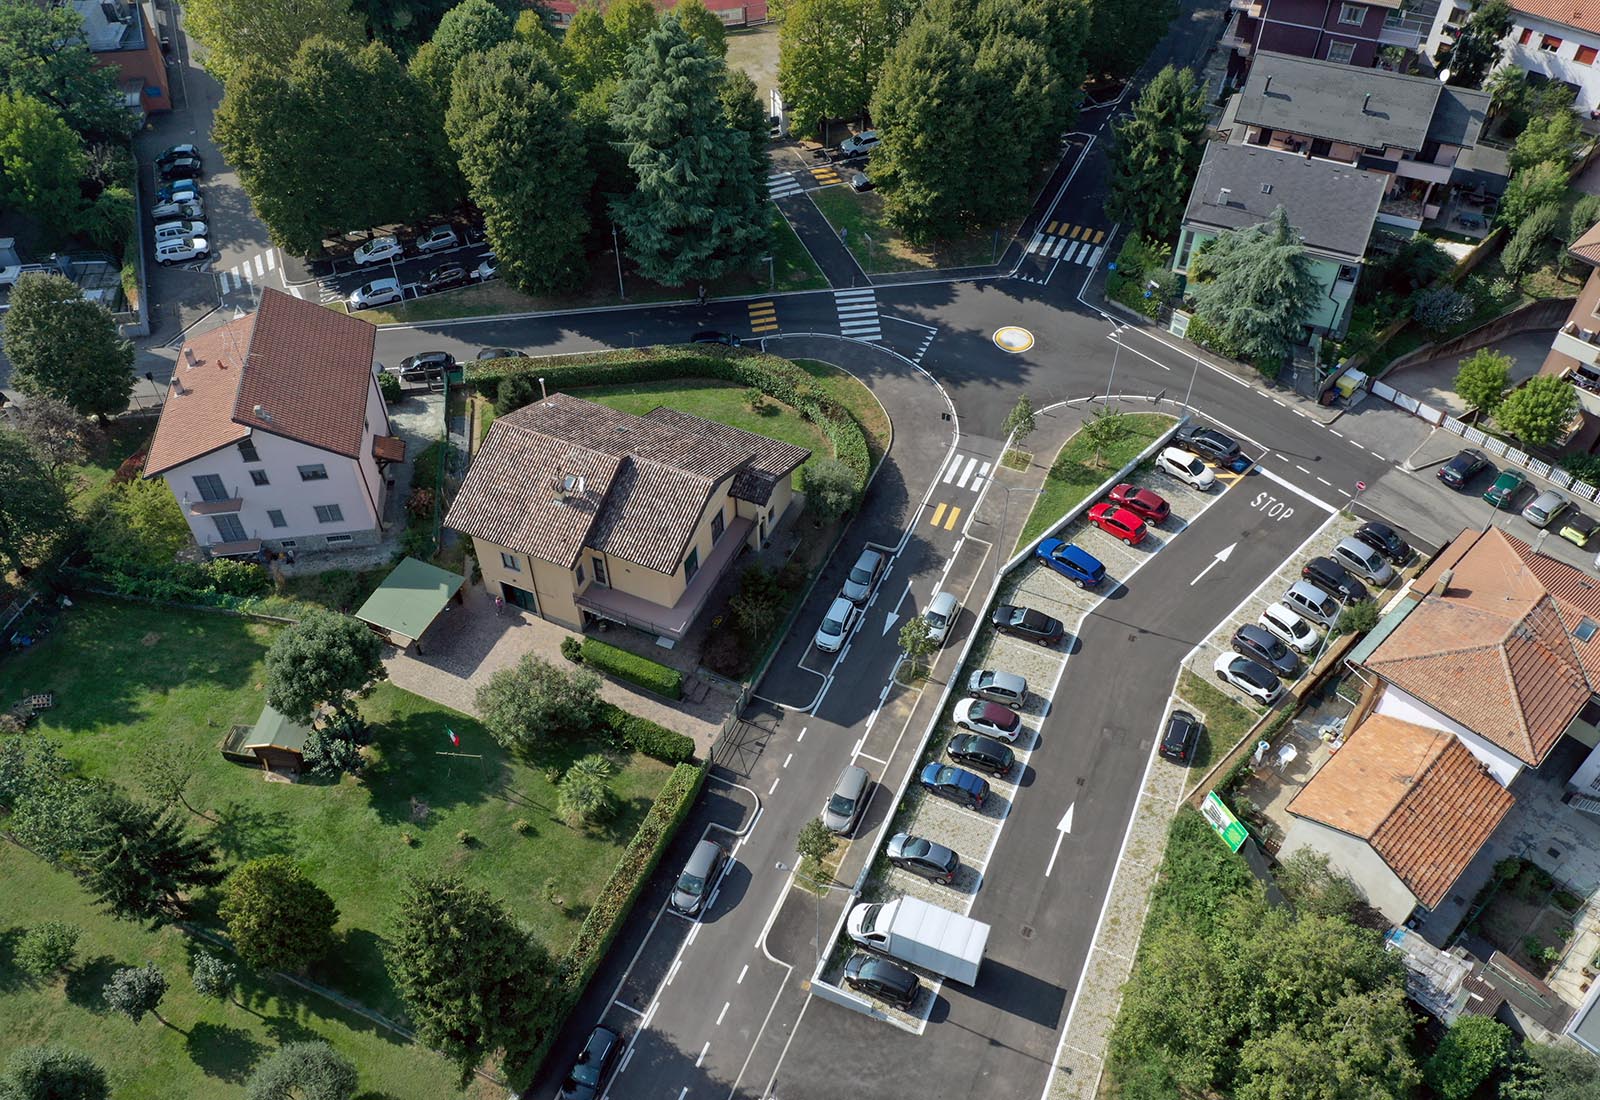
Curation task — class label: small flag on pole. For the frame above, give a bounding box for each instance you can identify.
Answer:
[447,727,460,747]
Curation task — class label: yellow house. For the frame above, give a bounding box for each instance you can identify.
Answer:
[445,392,810,642]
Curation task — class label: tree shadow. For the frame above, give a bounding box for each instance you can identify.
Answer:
[306,928,407,1035]
[360,710,516,827]
[597,795,655,844]
[185,1021,265,1081]
[64,953,119,1011]
[0,926,27,994]
[209,799,294,859]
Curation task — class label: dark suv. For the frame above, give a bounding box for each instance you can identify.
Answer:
[1353,520,1413,566]
[1159,710,1202,764]
[946,733,1015,778]
[843,953,919,1008]
[1175,424,1242,463]
[990,603,1065,645]
[1231,623,1301,678]
[919,763,987,809]
[1437,448,1489,489]
[559,1025,621,1100]
[1300,556,1369,603]
[391,350,455,383]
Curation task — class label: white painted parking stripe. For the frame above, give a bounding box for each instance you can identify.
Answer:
[956,457,977,488]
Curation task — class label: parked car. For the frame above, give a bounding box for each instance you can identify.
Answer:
[1174,423,1241,463]
[966,669,1027,707]
[1035,538,1106,588]
[1283,580,1342,629]
[1437,448,1489,489]
[154,237,208,265]
[559,1025,621,1100]
[842,547,885,605]
[472,255,498,281]
[669,838,726,916]
[1156,446,1215,489]
[153,219,208,242]
[1260,602,1319,654]
[990,603,1065,645]
[952,698,1022,742]
[1353,520,1413,565]
[1213,652,1283,705]
[815,596,858,653]
[691,330,741,347]
[421,262,469,294]
[390,350,455,382]
[353,235,403,265]
[1300,556,1370,602]
[413,224,460,253]
[1483,469,1527,510]
[884,833,959,883]
[1159,709,1202,764]
[155,143,201,169]
[1561,511,1600,548]
[1331,537,1395,586]
[918,763,987,809]
[1086,503,1148,545]
[149,197,203,222]
[476,347,516,361]
[840,130,880,157]
[923,590,959,646]
[1231,623,1301,678]
[843,953,919,1008]
[849,171,874,192]
[823,765,870,834]
[946,733,1015,778]
[159,154,203,180]
[155,178,200,204]
[347,277,404,310]
[1107,483,1169,523]
[1523,488,1572,529]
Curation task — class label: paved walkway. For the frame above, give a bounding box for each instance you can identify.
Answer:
[777,193,870,290]
[1384,329,1557,417]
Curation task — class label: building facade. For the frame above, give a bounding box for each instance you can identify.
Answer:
[1427,1,1600,113]
[1223,0,1433,84]
[71,0,171,119]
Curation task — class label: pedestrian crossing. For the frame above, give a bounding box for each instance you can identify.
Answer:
[810,164,843,187]
[768,171,802,200]
[834,288,880,342]
[748,299,779,334]
[1025,222,1105,266]
[217,248,277,294]
[940,451,991,493]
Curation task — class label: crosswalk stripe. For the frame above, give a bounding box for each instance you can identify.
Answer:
[956,457,977,488]
[1069,225,1082,239]
[264,250,276,271]
[1048,238,1067,259]
[834,288,876,301]
[1087,246,1104,268]
[943,453,963,483]
[1046,220,1059,234]
[752,324,779,332]
[1093,229,1106,244]
[840,321,881,334]
[254,256,264,277]
[836,303,878,316]
[1067,241,1085,264]
[289,285,303,299]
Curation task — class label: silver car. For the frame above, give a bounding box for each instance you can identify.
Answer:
[966,668,1027,706]
[841,548,884,605]
[1331,537,1394,586]
[823,765,870,834]
[670,839,726,916]
[815,597,857,653]
[1283,580,1341,628]
[1523,488,1571,528]
[923,590,958,646]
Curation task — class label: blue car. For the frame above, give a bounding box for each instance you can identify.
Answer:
[1035,538,1106,588]
[156,178,200,203]
[919,763,988,810]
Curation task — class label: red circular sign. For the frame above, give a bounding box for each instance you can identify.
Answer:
[1355,481,1367,491]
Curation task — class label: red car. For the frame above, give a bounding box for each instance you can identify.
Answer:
[1086,502,1148,545]
[1106,483,1169,523]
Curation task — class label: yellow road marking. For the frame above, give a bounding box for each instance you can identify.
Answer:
[1093,229,1106,244]
[1070,225,1083,239]
[1046,220,1059,234]
[930,502,947,527]
[943,506,961,530]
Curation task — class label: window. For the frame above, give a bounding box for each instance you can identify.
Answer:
[268,509,287,528]
[1452,5,1469,22]
[711,511,725,544]
[237,438,260,463]
[1310,138,1332,158]
[576,564,586,587]
[1520,27,1534,45]
[250,469,270,486]
[279,540,296,548]
[326,534,353,545]
[1337,3,1365,25]
[500,551,520,572]
[592,556,608,587]
[1579,44,1599,64]
[1541,34,1563,51]
[298,464,329,481]
[212,514,246,542]
[314,504,344,524]
[1326,40,1355,64]
[193,473,228,502]
[684,546,700,583]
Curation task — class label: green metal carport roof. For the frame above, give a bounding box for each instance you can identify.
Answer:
[355,556,465,646]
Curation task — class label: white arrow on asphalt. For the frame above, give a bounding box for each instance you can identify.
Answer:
[1044,802,1076,878]
[1190,542,1237,587]
[883,610,900,636]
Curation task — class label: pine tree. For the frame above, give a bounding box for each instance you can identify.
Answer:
[1187,206,1321,370]
[80,794,225,925]
[1107,66,1209,242]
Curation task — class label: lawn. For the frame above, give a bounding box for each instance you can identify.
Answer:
[0,598,672,1026]
[62,418,155,513]
[790,358,892,470]
[1014,413,1175,552]
[1177,668,1261,772]
[810,186,1011,273]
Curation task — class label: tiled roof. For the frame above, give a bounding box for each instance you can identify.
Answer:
[1365,528,1594,765]
[641,406,810,492]
[145,288,377,477]
[1571,220,1600,268]
[1288,714,1514,908]
[1514,0,1600,36]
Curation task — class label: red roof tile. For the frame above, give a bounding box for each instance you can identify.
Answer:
[143,312,255,475]
[1513,0,1600,37]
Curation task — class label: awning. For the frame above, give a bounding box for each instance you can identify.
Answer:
[373,435,407,464]
[354,556,465,645]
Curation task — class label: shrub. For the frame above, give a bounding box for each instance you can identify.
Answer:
[495,372,540,415]
[14,921,80,978]
[557,754,616,827]
[112,449,148,485]
[201,558,271,597]
[1334,600,1380,637]
[1560,453,1600,483]
[559,635,583,663]
[1424,1016,1512,1100]
[579,638,683,699]
[190,953,237,1001]
[701,631,747,679]
[513,818,534,835]
[244,1041,358,1100]
[802,458,859,523]
[1502,201,1562,278]
[474,656,604,751]
[378,372,402,403]
[1411,286,1473,333]
[456,829,474,845]
[405,487,436,521]
[220,856,339,972]
[598,701,696,764]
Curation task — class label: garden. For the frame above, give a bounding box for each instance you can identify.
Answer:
[810,185,1013,273]
[1461,857,1587,979]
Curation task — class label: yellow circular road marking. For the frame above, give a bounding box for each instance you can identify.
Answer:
[993,326,1034,353]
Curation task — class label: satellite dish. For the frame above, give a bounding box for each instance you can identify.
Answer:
[1439,67,1451,83]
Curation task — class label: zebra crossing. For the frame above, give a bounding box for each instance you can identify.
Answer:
[217,248,278,295]
[1025,222,1105,265]
[941,451,991,493]
[834,288,880,342]
[768,171,803,200]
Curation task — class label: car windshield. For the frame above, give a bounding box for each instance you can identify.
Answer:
[903,838,930,859]
[1004,608,1025,625]
[827,793,857,816]
[849,566,873,584]
[820,616,844,636]
[677,872,705,896]
[927,609,948,627]
[936,767,956,784]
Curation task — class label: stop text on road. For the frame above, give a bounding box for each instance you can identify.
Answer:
[1252,492,1295,522]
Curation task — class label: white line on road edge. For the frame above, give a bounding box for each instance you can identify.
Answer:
[1254,465,1337,513]
[783,753,792,769]
[667,960,681,985]
[716,1002,730,1026]
[767,776,780,795]
[696,1042,709,1068]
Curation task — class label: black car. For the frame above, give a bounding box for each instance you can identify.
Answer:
[885,833,959,883]
[1354,520,1413,566]
[392,350,456,382]
[1437,448,1489,489]
[1300,556,1369,603]
[155,143,201,169]
[159,155,204,180]
[1231,623,1301,678]
[559,1024,621,1100]
[843,953,920,1008]
[476,347,516,361]
[990,603,1065,646]
[421,262,469,293]
[691,330,741,347]
[946,733,1015,778]
[1175,424,1242,463]
[1159,709,1202,764]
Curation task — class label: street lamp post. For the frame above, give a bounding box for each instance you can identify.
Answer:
[775,860,850,972]
[763,254,774,289]
[611,222,625,300]
[1105,325,1126,405]
[1183,352,1201,411]
[994,485,1047,586]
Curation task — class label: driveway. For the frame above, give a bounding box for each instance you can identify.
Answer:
[1385,329,1557,417]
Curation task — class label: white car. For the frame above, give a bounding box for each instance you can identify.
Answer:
[952,697,1023,742]
[923,590,959,646]
[472,255,497,281]
[815,596,858,653]
[840,130,879,157]
[347,276,404,310]
[1259,603,1319,655]
[154,220,208,243]
[155,237,208,265]
[413,224,460,253]
[150,197,204,222]
[353,235,402,265]
[1213,652,1283,706]
[1156,446,1216,490]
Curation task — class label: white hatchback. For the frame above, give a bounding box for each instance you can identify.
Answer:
[1260,602,1319,654]
[353,235,402,265]
[1156,446,1215,490]
[347,276,404,310]
[155,237,208,265]
[153,220,208,243]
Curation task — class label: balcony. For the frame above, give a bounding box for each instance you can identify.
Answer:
[1556,322,1600,371]
[576,517,753,641]
[189,496,243,515]
[1220,12,1252,53]
[1378,13,1430,49]
[1228,0,1262,15]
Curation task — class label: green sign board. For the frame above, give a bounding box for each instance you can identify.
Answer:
[1202,791,1248,853]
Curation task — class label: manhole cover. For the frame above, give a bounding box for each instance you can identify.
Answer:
[993,325,1034,353]
[1020,924,1035,939]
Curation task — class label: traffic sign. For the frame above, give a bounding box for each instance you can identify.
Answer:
[1355,481,1367,492]
[1202,791,1249,853]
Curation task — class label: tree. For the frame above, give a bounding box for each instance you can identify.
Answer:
[447,40,592,295]
[264,609,387,724]
[181,0,364,85]
[1077,407,1131,467]
[561,4,618,95]
[0,733,70,814]
[0,93,86,230]
[800,458,858,523]
[301,725,365,779]
[2,274,133,420]
[778,0,917,138]
[244,1042,359,1100]
[1086,0,1178,80]
[7,776,104,866]
[1498,160,1567,229]
[674,0,727,54]
[220,856,340,972]
[190,953,237,1002]
[14,922,81,980]
[131,741,208,819]
[604,0,660,52]
[1002,395,1037,446]
[1495,374,1579,447]
[1411,286,1473,333]
[81,794,225,924]
[898,614,937,677]
[102,964,169,1027]
[1446,0,1514,88]
[1510,108,1582,172]
[0,430,72,578]
[729,564,785,642]
[388,873,551,1081]
[795,817,838,866]
[720,69,771,202]
[474,655,604,751]
[0,1046,109,1100]
[1187,206,1320,369]
[85,476,195,571]
[556,753,616,826]
[1502,199,1562,277]
[1454,348,1513,414]
[1235,988,1419,1100]
[1562,193,1600,275]
[1424,1015,1511,1100]
[1274,850,1361,917]
[1499,1042,1600,1100]
[0,4,124,138]
[610,15,768,285]
[1107,67,1208,242]
[13,396,85,473]
[411,0,515,102]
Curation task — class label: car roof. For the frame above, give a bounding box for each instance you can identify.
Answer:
[826,595,853,615]
[1534,488,1567,502]
[928,590,957,613]
[970,700,1016,723]
[1264,602,1305,626]
[834,764,869,796]
[853,548,882,566]
[685,838,721,873]
[1055,543,1103,567]
[1335,537,1378,556]
[974,668,1024,689]
[1236,622,1275,645]
[956,732,1010,755]
[1289,579,1334,604]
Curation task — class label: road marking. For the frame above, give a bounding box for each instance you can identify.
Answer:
[797,727,807,743]
[1255,465,1337,513]
[716,1002,730,1026]
[618,1047,635,1075]
[1329,429,1343,438]
[931,502,947,526]
[1317,476,1331,486]
[677,1087,689,1100]
[1295,465,1310,474]
[667,959,681,985]
[856,751,889,766]
[264,250,276,271]
[768,776,780,795]
[611,1000,644,1016]
[1189,541,1236,586]
[1044,802,1076,878]
[737,964,749,984]
[696,1041,709,1068]
[882,609,899,636]
[253,255,265,277]
[687,921,701,945]
[943,506,961,530]
[748,300,779,333]
[957,456,977,488]
[942,452,963,483]
[783,753,792,769]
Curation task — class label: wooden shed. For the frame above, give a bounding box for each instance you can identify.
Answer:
[354,556,465,650]
[221,704,312,773]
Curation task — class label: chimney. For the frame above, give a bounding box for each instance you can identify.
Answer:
[183,346,197,368]
[1431,568,1454,597]
[1263,75,1272,94]
[171,375,186,397]
[1363,93,1372,114]
[253,403,272,423]
[1218,187,1232,205]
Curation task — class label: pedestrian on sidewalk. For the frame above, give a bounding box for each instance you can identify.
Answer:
[697,284,706,307]
[494,594,504,616]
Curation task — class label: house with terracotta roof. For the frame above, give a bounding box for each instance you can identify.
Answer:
[1427,0,1600,115]
[144,288,404,558]
[445,392,809,642]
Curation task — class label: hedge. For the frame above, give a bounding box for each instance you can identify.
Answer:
[470,346,872,500]
[599,700,696,765]
[581,637,683,699]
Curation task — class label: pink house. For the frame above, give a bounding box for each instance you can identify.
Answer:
[542,0,767,27]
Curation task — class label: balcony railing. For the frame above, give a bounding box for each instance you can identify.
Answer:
[1228,0,1262,15]
[1556,322,1600,370]
[189,496,243,515]
[1379,13,1430,48]
[1220,11,1252,52]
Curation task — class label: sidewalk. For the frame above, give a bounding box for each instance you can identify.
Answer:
[777,193,869,289]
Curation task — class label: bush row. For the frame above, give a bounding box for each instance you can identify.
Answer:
[599,700,697,765]
[471,346,873,498]
[62,558,274,609]
[580,637,683,699]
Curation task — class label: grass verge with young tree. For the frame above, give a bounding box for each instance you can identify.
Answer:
[1015,411,1174,552]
